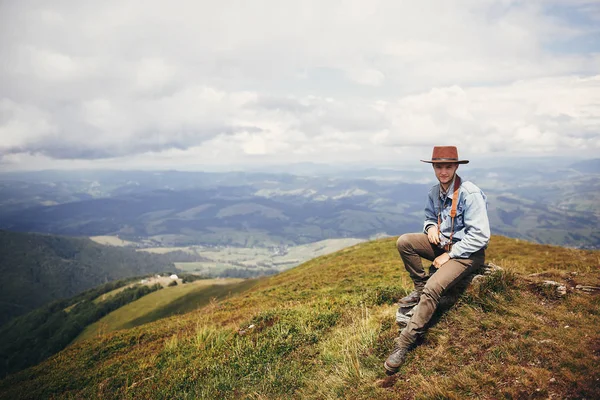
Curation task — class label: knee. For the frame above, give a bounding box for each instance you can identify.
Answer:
[396,234,412,252]
[422,284,442,304]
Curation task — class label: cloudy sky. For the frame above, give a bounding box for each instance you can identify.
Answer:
[1,0,599,171]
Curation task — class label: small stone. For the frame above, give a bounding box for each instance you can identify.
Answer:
[550,378,556,383]
[482,263,503,274]
[542,281,567,297]
[536,388,541,392]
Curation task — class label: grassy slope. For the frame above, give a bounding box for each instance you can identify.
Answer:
[1,236,599,399]
[77,278,247,342]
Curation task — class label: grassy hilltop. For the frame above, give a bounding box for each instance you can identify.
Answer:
[1,236,599,399]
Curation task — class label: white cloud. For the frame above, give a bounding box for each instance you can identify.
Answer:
[0,0,599,169]
[379,75,600,154]
[0,99,57,147]
[134,58,178,93]
[346,68,386,86]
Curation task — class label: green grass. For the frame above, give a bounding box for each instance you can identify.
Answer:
[77,279,246,341]
[1,235,598,399]
[121,279,259,330]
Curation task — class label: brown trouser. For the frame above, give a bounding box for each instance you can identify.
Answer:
[395,233,485,348]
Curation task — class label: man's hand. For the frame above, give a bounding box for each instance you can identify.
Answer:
[433,253,451,268]
[427,225,440,245]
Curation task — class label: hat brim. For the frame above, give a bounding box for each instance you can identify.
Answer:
[420,159,469,164]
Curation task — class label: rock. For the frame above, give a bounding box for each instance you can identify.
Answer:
[542,280,567,297]
[575,285,600,292]
[238,324,256,335]
[542,280,560,286]
[481,263,503,275]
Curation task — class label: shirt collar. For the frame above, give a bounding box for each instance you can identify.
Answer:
[438,175,458,200]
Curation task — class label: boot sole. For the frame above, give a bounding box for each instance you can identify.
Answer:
[383,361,399,375]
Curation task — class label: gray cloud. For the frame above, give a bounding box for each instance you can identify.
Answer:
[3,124,263,160]
[0,0,599,169]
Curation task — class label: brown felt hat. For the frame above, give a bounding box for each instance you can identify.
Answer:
[420,146,469,164]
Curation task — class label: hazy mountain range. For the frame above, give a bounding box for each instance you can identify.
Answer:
[0,158,598,249]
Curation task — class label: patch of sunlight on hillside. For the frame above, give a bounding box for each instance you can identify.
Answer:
[89,235,135,247]
[92,276,184,304]
[76,278,243,341]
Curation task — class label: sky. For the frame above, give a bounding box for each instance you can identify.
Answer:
[1,0,599,171]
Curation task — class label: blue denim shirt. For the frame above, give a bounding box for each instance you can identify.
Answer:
[423,175,490,258]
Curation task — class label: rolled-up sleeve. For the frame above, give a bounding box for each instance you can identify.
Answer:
[448,192,490,258]
[423,190,437,234]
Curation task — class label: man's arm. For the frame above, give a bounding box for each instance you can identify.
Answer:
[423,189,437,234]
[447,191,490,258]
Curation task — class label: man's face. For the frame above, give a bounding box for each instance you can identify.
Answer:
[433,163,459,186]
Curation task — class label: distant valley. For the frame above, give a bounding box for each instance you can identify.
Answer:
[92,235,365,277]
[1,161,598,249]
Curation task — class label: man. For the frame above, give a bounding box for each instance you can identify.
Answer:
[384,145,490,375]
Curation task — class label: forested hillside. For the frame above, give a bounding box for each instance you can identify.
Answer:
[0,230,177,326]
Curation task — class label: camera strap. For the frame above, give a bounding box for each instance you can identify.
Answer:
[437,175,462,246]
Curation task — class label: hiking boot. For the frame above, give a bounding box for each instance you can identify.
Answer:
[395,304,416,327]
[383,339,413,375]
[397,289,421,308]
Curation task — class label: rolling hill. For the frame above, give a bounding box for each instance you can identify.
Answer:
[2,169,599,249]
[1,235,598,399]
[0,230,178,326]
[76,278,256,342]
[0,275,256,379]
